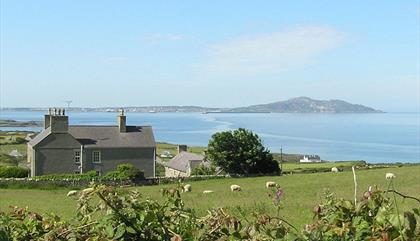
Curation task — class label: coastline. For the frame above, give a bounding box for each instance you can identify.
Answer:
[0,112,418,163]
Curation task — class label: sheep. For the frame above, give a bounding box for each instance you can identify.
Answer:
[81,187,95,195]
[386,173,396,180]
[183,184,192,192]
[230,184,241,192]
[266,181,276,188]
[331,167,339,173]
[66,190,78,197]
[203,190,214,194]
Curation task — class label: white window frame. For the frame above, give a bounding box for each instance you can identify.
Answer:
[74,150,81,164]
[92,151,101,163]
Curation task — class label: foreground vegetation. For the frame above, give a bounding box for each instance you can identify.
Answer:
[1,129,419,239]
[1,166,419,228]
[1,170,419,240]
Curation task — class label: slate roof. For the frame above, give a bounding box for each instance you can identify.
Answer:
[28,127,52,147]
[69,125,155,148]
[164,151,206,173]
[28,125,155,148]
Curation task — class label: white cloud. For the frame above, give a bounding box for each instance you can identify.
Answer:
[199,25,345,76]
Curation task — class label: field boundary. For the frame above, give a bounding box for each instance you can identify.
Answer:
[0,173,282,188]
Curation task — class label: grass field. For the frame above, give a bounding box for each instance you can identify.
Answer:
[1,165,419,228]
[281,161,365,172]
[0,131,28,145]
[156,142,205,156]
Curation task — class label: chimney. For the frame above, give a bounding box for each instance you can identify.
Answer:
[177,145,187,154]
[44,108,52,129]
[50,108,68,133]
[118,109,126,133]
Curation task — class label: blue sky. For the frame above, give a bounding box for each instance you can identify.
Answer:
[1,1,419,111]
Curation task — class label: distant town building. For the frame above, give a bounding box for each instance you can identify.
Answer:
[27,108,156,177]
[160,151,173,158]
[8,149,23,158]
[25,133,37,141]
[164,145,209,177]
[299,155,321,163]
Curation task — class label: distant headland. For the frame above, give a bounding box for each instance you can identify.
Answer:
[1,97,383,113]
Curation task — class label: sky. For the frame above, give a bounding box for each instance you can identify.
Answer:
[0,1,419,112]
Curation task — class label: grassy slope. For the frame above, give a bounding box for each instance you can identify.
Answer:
[156,142,205,156]
[0,144,26,156]
[1,166,419,228]
[0,144,27,167]
[0,132,28,166]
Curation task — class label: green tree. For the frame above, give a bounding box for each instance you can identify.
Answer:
[190,164,217,176]
[206,128,280,175]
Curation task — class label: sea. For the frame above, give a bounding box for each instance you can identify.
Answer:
[0,111,419,163]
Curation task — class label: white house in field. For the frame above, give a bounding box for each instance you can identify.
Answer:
[299,155,321,163]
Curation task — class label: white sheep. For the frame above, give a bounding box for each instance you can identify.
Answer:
[203,190,214,194]
[266,181,276,188]
[183,184,192,192]
[331,167,339,173]
[386,173,396,180]
[82,187,95,195]
[230,184,241,192]
[66,190,78,197]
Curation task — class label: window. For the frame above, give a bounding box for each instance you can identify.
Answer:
[74,150,80,163]
[92,151,101,163]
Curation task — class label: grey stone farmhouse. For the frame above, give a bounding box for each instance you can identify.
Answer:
[164,145,209,177]
[27,109,156,177]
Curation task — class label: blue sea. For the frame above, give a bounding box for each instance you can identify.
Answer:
[1,111,419,163]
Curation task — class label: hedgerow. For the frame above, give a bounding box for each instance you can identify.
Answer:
[0,166,29,178]
[32,164,144,181]
[0,173,418,240]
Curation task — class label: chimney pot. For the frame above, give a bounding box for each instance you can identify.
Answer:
[118,109,126,132]
[49,108,68,133]
[177,145,188,154]
[44,109,52,129]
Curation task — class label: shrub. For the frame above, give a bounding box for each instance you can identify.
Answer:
[303,188,420,240]
[103,163,144,180]
[0,166,29,178]
[155,162,166,177]
[14,137,27,144]
[206,128,280,175]
[102,170,121,179]
[32,164,144,181]
[190,164,216,175]
[85,170,99,178]
[34,172,97,181]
